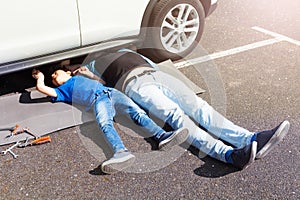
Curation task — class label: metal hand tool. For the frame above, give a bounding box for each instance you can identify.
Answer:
[22,127,39,139]
[0,124,24,138]
[18,136,51,148]
[1,141,21,159]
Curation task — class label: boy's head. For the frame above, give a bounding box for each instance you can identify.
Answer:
[51,69,72,86]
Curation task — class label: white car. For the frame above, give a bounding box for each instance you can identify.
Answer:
[0,0,218,75]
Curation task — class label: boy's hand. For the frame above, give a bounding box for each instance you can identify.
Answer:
[32,68,57,97]
[32,69,44,80]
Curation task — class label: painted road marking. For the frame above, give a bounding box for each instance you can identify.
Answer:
[175,27,300,69]
[252,26,300,46]
[174,38,283,68]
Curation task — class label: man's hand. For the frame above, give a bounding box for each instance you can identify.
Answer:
[32,69,44,80]
[73,65,106,85]
[73,66,92,77]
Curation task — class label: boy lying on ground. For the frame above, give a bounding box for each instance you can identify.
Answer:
[32,68,188,174]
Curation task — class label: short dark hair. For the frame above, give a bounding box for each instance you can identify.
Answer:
[48,65,64,75]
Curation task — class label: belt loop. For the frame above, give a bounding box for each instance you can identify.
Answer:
[103,89,111,99]
[123,69,157,92]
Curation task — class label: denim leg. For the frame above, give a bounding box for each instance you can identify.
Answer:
[183,115,233,162]
[126,79,232,162]
[128,84,184,129]
[156,73,254,148]
[126,72,254,149]
[93,94,126,153]
[109,89,165,139]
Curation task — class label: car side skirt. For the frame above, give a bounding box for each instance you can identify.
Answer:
[0,39,139,75]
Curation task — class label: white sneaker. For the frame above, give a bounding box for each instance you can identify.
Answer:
[101,151,135,174]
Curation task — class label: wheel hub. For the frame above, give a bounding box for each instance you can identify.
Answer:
[161,3,200,54]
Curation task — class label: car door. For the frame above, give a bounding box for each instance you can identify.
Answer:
[0,0,80,64]
[76,0,150,46]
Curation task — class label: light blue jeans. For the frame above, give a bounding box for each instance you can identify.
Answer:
[125,71,255,162]
[93,88,165,153]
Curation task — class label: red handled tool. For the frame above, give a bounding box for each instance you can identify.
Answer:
[18,135,51,148]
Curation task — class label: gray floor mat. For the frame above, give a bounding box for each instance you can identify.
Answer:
[0,91,94,145]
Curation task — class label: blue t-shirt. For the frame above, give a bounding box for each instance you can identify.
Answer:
[51,75,108,110]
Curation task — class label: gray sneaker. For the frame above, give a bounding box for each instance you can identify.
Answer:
[158,127,189,151]
[255,120,290,159]
[101,151,135,174]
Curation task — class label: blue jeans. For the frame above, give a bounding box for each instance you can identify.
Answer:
[93,88,165,153]
[125,71,255,162]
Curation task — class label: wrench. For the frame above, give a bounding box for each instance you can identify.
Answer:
[1,141,21,159]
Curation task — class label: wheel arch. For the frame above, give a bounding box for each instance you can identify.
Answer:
[138,0,207,62]
[141,0,212,29]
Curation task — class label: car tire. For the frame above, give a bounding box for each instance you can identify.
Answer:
[139,0,205,62]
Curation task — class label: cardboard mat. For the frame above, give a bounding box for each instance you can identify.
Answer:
[0,60,204,146]
[0,91,94,145]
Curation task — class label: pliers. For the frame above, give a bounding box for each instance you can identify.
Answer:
[0,124,24,137]
[20,128,51,147]
[18,136,51,148]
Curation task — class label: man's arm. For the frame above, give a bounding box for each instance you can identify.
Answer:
[32,69,57,97]
[73,66,106,85]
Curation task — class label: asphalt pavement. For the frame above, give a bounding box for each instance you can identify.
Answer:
[0,0,299,199]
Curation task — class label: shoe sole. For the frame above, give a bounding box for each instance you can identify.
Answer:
[101,154,136,174]
[256,120,290,159]
[158,127,189,151]
[243,141,257,170]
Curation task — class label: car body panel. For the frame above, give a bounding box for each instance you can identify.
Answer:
[0,0,80,64]
[77,0,150,45]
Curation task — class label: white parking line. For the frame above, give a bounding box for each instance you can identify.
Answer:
[252,26,300,46]
[175,38,283,68]
[175,27,299,69]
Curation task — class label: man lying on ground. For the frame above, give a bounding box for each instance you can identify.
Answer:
[67,49,290,170]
